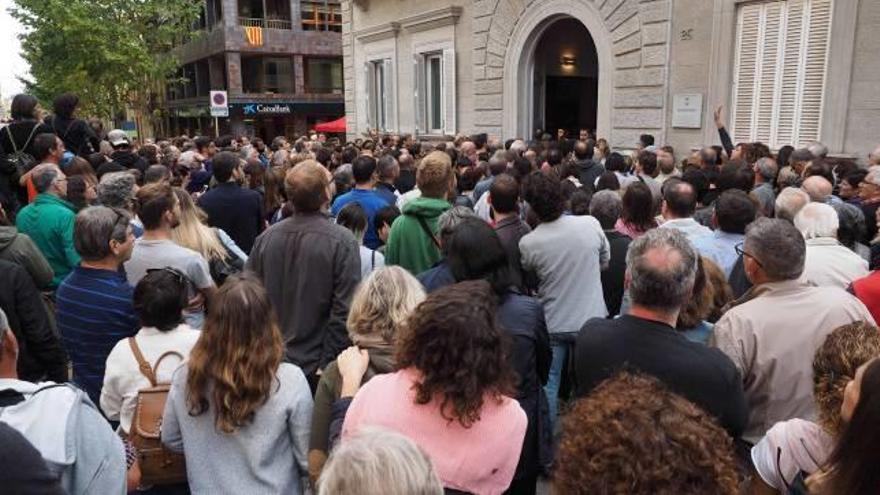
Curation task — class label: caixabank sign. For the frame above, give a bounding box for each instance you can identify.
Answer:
[230,102,343,117]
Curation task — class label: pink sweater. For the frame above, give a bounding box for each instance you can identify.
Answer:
[342,368,527,495]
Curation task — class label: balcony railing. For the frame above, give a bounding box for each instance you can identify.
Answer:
[239,17,293,30]
[301,1,342,32]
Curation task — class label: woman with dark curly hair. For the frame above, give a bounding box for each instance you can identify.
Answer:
[555,372,740,495]
[750,322,880,494]
[615,181,658,239]
[161,274,314,494]
[342,280,527,495]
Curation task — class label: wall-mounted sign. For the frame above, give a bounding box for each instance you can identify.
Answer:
[672,93,703,129]
[230,102,344,117]
[241,103,293,115]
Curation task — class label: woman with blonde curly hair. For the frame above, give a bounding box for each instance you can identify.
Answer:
[161,274,314,494]
[555,371,740,495]
[750,321,880,494]
[307,266,425,482]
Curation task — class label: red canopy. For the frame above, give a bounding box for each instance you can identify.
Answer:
[314,116,346,133]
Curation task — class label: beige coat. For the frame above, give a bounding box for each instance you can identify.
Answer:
[712,279,875,444]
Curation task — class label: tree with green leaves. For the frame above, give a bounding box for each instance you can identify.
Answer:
[11,0,201,134]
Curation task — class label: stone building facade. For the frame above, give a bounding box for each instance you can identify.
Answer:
[343,0,880,158]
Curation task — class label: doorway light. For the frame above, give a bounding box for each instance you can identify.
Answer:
[561,55,577,68]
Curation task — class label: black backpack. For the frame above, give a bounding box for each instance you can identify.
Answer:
[3,125,40,176]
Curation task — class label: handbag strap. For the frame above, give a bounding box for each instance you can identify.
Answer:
[6,124,40,155]
[414,215,441,250]
[128,337,157,387]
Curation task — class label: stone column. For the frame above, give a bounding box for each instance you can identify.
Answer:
[294,54,306,94]
[289,0,302,31]
[223,0,238,28]
[226,52,244,96]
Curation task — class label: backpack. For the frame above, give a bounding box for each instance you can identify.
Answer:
[4,124,40,175]
[127,337,187,486]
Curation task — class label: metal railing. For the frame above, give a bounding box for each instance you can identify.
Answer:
[238,17,293,30]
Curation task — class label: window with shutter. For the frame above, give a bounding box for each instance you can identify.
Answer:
[730,0,832,149]
[365,60,389,131]
[442,49,456,135]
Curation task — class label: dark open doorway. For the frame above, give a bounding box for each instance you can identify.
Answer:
[533,18,599,138]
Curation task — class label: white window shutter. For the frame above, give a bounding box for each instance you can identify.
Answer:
[731,4,761,144]
[383,58,395,132]
[413,55,426,135]
[731,0,832,149]
[798,0,832,145]
[442,48,456,136]
[364,63,374,131]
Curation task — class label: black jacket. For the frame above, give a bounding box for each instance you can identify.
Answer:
[0,422,64,495]
[0,120,54,210]
[575,159,605,191]
[198,182,264,253]
[109,150,148,175]
[0,260,68,382]
[45,116,99,157]
[574,315,749,439]
[601,231,631,317]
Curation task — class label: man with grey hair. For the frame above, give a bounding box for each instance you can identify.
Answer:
[574,228,747,438]
[590,190,631,317]
[0,308,130,494]
[752,157,777,217]
[712,218,874,444]
[857,167,880,244]
[774,187,811,223]
[98,171,143,236]
[794,202,868,289]
[15,163,80,288]
[807,141,829,160]
[55,206,138,405]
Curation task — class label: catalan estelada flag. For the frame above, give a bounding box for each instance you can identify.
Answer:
[245,26,263,46]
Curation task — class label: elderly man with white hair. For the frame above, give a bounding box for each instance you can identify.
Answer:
[775,187,811,223]
[858,167,880,244]
[794,202,868,289]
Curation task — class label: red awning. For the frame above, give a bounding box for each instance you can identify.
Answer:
[314,116,346,133]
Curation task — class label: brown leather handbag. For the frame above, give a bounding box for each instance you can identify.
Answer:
[127,337,187,486]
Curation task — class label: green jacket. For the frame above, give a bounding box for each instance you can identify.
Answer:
[385,197,451,275]
[15,194,80,289]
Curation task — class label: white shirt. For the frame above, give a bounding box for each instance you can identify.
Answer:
[359,245,385,279]
[101,324,200,433]
[801,237,869,289]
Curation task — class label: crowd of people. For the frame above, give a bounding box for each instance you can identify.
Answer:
[1,90,880,494]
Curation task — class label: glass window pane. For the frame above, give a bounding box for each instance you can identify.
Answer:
[429,57,442,130]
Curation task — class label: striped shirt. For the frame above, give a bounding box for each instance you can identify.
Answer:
[56,266,138,405]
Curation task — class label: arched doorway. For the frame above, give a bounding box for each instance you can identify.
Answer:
[531,18,599,139]
[501,0,614,141]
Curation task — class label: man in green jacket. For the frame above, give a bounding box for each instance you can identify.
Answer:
[16,163,80,289]
[385,151,453,275]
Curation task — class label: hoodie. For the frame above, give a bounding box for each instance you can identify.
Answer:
[0,226,55,289]
[0,379,127,495]
[384,196,451,275]
[575,158,605,190]
[109,150,148,175]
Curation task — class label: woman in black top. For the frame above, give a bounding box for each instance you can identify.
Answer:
[44,93,99,157]
[0,94,53,211]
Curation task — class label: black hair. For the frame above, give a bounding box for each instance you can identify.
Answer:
[638,150,658,177]
[341,146,358,165]
[211,151,240,183]
[622,181,657,230]
[314,147,332,167]
[640,134,655,147]
[504,139,515,150]
[595,171,621,192]
[605,152,626,173]
[822,359,880,494]
[777,145,795,170]
[663,181,698,218]
[374,205,400,233]
[715,189,756,234]
[844,169,868,188]
[570,189,592,216]
[458,167,481,193]
[52,93,79,119]
[215,134,235,150]
[715,163,754,193]
[511,157,532,182]
[11,94,39,120]
[446,217,513,296]
[523,171,565,222]
[546,148,563,167]
[194,136,213,153]
[33,133,59,162]
[351,155,377,184]
[472,133,487,150]
[456,156,473,169]
[336,202,367,236]
[133,268,187,332]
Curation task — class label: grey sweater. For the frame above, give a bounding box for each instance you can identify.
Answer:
[161,363,314,494]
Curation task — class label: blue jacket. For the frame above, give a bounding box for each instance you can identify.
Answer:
[198,182,263,253]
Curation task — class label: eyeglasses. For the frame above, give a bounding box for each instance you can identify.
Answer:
[146,266,191,290]
[735,242,763,268]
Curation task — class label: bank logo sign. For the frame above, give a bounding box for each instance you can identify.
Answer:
[243,103,292,115]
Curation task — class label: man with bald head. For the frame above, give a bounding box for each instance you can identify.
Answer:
[659,180,711,242]
[573,139,604,188]
[247,160,360,389]
[573,228,747,438]
[801,175,835,203]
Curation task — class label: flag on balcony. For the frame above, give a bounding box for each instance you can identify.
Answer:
[244,26,263,46]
